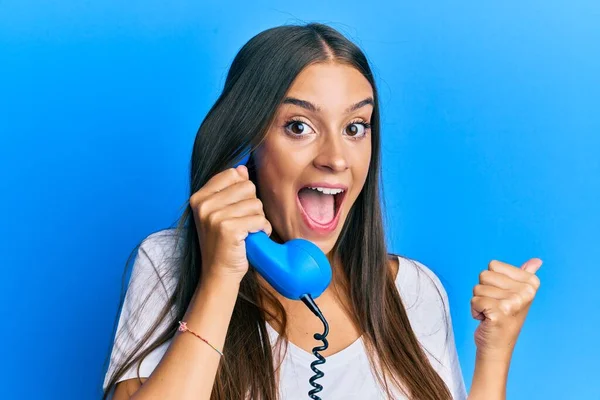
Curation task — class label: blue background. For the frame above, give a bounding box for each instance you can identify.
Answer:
[1,1,598,399]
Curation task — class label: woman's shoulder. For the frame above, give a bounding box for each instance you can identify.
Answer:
[391,254,448,299]
[389,254,451,332]
[125,228,185,306]
[138,228,185,264]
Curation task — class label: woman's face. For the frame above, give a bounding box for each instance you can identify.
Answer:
[254,62,373,256]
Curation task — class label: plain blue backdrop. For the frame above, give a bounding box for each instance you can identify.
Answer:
[1,1,598,399]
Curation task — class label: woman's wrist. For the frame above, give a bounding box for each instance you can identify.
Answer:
[476,347,514,363]
[200,265,246,288]
[468,352,511,400]
[182,269,242,353]
[200,271,243,288]
[192,270,242,307]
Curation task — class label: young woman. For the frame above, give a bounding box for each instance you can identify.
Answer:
[102,23,542,400]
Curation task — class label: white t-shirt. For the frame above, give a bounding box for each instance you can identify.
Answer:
[103,229,467,399]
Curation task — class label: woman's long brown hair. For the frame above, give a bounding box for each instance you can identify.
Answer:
[102,22,452,400]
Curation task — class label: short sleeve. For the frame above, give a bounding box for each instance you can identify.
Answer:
[396,257,468,400]
[103,230,180,397]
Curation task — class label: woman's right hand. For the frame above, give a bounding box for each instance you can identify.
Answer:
[190,165,272,282]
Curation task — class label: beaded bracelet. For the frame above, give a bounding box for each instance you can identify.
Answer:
[178,321,224,357]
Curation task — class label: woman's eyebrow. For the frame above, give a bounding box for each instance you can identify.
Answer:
[282,97,374,113]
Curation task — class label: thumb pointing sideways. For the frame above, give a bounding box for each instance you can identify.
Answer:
[521,258,543,274]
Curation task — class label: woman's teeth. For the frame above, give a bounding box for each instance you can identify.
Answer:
[306,187,345,195]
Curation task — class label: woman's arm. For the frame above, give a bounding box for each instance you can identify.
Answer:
[467,351,511,400]
[124,274,241,400]
[467,258,543,400]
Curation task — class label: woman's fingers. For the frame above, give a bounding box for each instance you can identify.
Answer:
[192,173,259,219]
[211,179,258,207]
[472,284,509,300]
[214,214,273,243]
[488,259,542,288]
[478,270,520,290]
[208,198,266,223]
[190,166,248,207]
[471,296,498,321]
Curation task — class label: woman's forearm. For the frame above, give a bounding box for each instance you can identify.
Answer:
[467,351,511,400]
[130,273,241,400]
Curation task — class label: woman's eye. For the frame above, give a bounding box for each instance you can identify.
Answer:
[346,122,368,137]
[285,120,313,136]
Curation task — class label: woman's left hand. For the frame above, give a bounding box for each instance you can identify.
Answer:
[471,258,543,361]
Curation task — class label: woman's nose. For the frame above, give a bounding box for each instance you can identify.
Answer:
[312,135,349,173]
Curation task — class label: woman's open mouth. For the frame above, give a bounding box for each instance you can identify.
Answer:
[296,185,347,234]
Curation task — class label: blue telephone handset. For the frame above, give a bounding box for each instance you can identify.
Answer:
[234,151,331,399]
[233,152,332,300]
